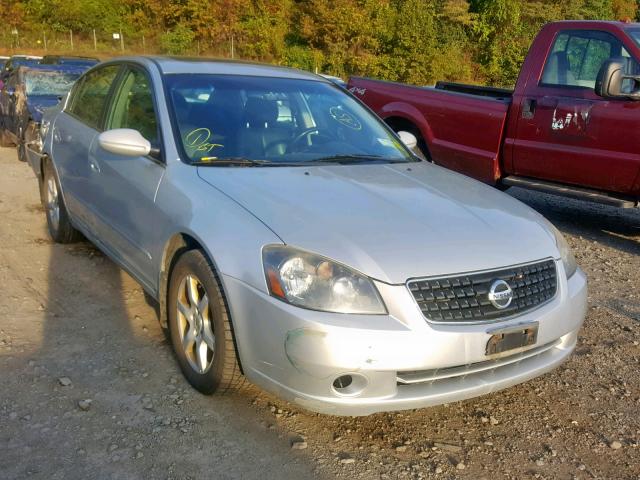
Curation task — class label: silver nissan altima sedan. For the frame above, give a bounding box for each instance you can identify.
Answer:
[28,57,587,416]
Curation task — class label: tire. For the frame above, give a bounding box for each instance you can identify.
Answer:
[387,120,431,162]
[43,159,81,243]
[0,119,14,147]
[17,125,27,162]
[167,249,245,394]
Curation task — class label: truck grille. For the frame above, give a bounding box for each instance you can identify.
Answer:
[407,259,557,323]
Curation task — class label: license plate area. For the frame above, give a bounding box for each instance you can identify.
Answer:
[486,323,538,356]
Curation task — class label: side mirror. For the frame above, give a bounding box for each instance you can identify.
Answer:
[595,57,640,101]
[98,129,151,157]
[397,130,418,150]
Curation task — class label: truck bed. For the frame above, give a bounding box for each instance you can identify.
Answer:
[348,77,511,184]
[434,81,513,100]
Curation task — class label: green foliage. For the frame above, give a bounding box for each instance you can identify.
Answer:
[160,24,195,55]
[6,0,639,87]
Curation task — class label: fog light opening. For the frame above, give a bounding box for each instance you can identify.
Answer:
[333,375,353,390]
[331,373,368,397]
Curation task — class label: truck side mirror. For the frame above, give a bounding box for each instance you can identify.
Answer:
[595,57,640,101]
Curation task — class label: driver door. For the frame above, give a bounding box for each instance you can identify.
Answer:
[512,29,640,194]
[89,65,165,290]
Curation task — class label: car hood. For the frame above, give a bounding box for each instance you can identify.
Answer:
[27,95,61,122]
[197,162,558,284]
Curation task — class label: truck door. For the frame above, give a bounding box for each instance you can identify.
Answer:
[512,29,640,194]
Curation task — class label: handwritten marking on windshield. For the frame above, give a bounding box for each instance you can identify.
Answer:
[329,106,362,130]
[184,128,223,152]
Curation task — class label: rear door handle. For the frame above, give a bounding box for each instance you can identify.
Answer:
[522,98,536,119]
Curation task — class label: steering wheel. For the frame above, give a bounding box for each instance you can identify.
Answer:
[289,127,332,152]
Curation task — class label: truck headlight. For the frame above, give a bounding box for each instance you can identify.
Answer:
[263,245,387,314]
[551,225,577,278]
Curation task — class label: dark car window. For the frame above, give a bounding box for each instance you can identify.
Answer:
[68,65,120,129]
[106,67,159,146]
[541,30,639,89]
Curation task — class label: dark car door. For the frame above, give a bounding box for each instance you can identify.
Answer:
[51,63,121,233]
[88,65,165,289]
[512,29,640,194]
[0,71,20,137]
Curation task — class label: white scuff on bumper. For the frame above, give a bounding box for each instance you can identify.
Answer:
[222,264,587,416]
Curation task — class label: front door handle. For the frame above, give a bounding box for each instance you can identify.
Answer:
[522,98,536,119]
[89,159,100,173]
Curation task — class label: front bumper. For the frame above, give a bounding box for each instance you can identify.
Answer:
[223,262,587,416]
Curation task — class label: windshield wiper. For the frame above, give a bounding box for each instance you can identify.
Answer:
[309,154,408,164]
[191,157,273,167]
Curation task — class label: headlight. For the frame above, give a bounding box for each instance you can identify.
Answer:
[263,245,387,314]
[551,225,577,278]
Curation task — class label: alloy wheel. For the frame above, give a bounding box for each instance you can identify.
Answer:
[176,274,215,374]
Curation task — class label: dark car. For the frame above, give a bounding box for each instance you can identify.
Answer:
[0,56,9,72]
[0,65,83,161]
[40,55,99,68]
[1,55,42,81]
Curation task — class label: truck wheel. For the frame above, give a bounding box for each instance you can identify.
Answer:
[167,249,245,395]
[43,160,81,243]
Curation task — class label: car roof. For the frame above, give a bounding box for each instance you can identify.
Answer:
[112,56,329,82]
[43,55,99,62]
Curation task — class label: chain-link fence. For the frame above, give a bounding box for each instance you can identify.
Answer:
[0,27,237,59]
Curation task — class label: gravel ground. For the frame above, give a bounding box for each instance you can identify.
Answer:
[0,146,638,480]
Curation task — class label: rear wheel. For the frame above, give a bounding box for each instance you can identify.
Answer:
[168,249,245,394]
[43,160,81,243]
[0,119,14,147]
[385,118,430,161]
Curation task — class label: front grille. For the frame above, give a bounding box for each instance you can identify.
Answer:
[407,259,557,323]
[396,340,559,385]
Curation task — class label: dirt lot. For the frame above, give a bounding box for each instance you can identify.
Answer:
[0,147,638,480]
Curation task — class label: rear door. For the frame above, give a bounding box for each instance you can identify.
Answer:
[88,64,165,289]
[52,64,121,232]
[512,29,640,194]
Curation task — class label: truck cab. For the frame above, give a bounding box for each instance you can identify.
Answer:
[504,21,640,199]
[349,21,640,208]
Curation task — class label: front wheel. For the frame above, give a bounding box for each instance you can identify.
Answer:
[168,249,245,394]
[17,121,37,162]
[17,125,27,162]
[0,119,14,147]
[43,160,81,243]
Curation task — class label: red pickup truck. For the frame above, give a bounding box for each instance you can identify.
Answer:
[348,21,640,208]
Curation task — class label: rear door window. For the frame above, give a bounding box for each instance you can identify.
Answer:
[68,64,120,129]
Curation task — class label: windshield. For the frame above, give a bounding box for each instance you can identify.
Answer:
[25,71,80,96]
[165,74,414,165]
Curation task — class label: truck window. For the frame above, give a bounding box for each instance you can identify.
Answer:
[540,30,638,90]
